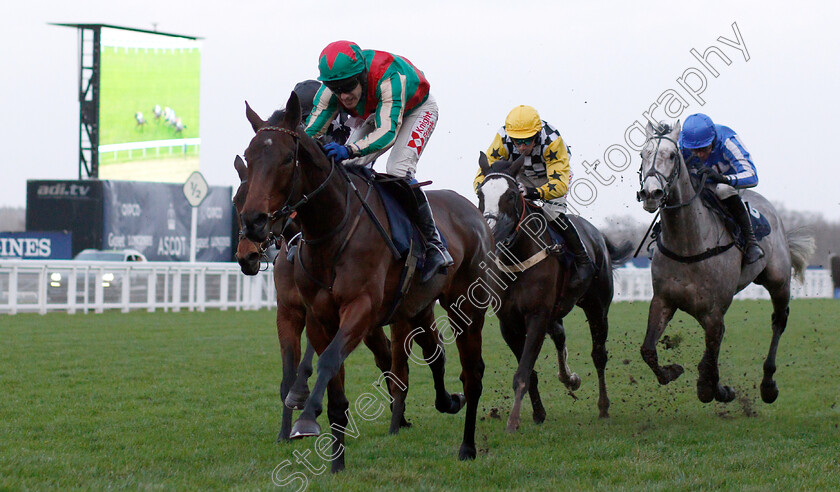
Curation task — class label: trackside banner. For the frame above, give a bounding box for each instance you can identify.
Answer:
[0,232,73,260]
[101,181,232,261]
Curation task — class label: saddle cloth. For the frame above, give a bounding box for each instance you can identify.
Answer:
[700,189,771,246]
[344,166,447,275]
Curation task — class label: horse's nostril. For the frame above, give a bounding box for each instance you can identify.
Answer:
[651,189,664,201]
[638,190,648,201]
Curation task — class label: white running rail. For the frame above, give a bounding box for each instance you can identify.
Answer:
[0,261,833,315]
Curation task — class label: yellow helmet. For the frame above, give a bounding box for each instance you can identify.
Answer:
[505,105,543,139]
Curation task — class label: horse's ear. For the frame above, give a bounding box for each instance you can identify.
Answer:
[245,101,265,133]
[645,120,654,137]
[284,91,302,128]
[478,151,490,174]
[508,155,526,177]
[672,119,681,137]
[234,155,247,181]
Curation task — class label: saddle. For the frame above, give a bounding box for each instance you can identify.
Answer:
[699,189,772,246]
[524,201,575,268]
[343,165,447,266]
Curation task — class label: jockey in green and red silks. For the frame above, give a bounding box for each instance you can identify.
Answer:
[304,40,452,282]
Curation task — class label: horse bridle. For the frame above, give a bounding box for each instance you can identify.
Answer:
[480,172,528,247]
[254,125,338,229]
[636,134,709,210]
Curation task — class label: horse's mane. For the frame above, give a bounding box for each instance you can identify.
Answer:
[486,158,515,176]
[267,110,285,126]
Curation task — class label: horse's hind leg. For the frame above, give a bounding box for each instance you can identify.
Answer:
[383,319,412,435]
[451,303,485,461]
[362,325,411,428]
[760,283,791,403]
[499,317,547,425]
[579,300,611,418]
[697,313,736,404]
[547,320,581,392]
[408,308,466,417]
[640,296,684,384]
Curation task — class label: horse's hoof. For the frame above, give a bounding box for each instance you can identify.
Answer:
[716,385,736,403]
[399,417,412,429]
[277,431,291,443]
[697,382,715,403]
[330,460,345,474]
[290,418,320,439]
[284,390,309,410]
[561,372,581,391]
[458,443,477,461]
[532,407,546,424]
[760,380,779,403]
[666,364,685,382]
[505,416,520,433]
[438,393,466,414]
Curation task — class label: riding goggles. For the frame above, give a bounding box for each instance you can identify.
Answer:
[325,77,360,95]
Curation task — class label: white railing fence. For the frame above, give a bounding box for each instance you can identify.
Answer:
[613,266,833,301]
[0,260,275,315]
[0,261,834,315]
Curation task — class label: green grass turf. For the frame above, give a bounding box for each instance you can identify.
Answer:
[99,45,200,165]
[1,300,838,490]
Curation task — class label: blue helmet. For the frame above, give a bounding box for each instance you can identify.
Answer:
[680,113,716,149]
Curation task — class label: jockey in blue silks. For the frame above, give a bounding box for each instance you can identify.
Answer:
[679,113,765,264]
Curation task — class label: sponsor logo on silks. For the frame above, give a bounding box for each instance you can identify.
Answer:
[36,183,91,198]
[407,111,436,156]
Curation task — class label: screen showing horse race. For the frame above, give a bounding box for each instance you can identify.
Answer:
[98,27,201,182]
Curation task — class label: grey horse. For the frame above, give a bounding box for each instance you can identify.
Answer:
[636,121,814,404]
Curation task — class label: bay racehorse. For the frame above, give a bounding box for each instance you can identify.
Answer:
[238,92,493,472]
[477,153,632,431]
[232,155,403,442]
[636,121,814,404]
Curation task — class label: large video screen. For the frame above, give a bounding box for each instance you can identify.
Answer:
[98,27,201,182]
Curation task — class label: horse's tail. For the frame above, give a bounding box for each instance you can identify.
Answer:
[605,237,634,269]
[786,227,815,283]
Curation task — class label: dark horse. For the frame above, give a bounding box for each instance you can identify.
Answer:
[232,155,404,442]
[477,153,632,431]
[636,121,814,404]
[238,92,493,472]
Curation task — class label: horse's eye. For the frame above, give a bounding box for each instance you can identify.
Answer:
[670,151,676,159]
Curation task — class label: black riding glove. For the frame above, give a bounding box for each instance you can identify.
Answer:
[522,186,541,200]
[706,168,731,185]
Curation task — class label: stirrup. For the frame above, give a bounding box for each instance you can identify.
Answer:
[744,242,765,264]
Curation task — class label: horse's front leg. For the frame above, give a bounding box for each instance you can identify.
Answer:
[640,296,684,384]
[697,313,736,403]
[325,364,349,473]
[277,307,306,441]
[507,311,548,433]
[285,339,314,411]
[290,297,374,439]
[498,316,546,425]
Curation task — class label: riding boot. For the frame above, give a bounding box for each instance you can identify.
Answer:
[553,213,595,292]
[412,187,454,282]
[723,195,765,264]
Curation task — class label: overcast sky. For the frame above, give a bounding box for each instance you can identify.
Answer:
[3,0,839,228]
